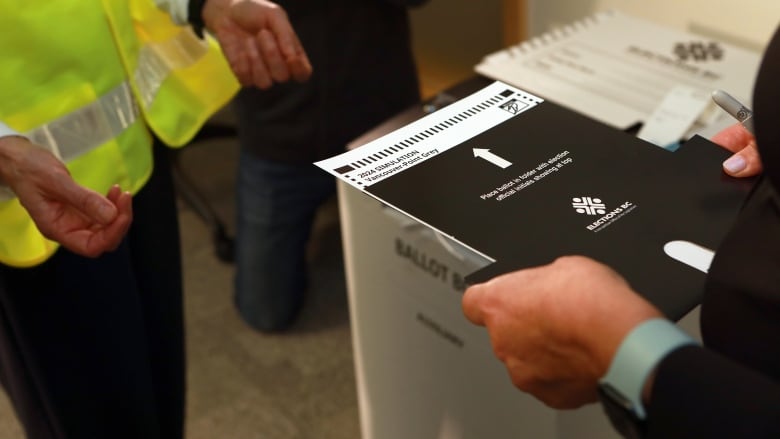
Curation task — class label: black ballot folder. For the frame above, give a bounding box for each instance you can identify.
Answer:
[316,81,754,320]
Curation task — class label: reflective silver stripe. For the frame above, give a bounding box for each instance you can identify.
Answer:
[0,82,140,202]
[0,81,137,202]
[135,27,209,107]
[1,29,209,202]
[26,82,139,163]
[25,29,208,161]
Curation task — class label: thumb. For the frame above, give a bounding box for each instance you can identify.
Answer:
[710,123,754,154]
[55,177,118,225]
[230,1,301,59]
[462,283,487,326]
[722,145,762,177]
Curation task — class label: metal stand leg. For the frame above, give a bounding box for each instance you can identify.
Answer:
[170,124,237,263]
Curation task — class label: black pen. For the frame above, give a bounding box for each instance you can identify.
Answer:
[711,89,754,134]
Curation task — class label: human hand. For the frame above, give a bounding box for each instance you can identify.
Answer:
[462,256,662,409]
[203,0,312,89]
[0,136,132,258]
[711,123,762,177]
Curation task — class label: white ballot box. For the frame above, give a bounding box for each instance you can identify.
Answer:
[336,79,704,439]
[340,180,631,439]
[339,181,703,438]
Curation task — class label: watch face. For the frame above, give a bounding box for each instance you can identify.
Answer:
[598,384,647,439]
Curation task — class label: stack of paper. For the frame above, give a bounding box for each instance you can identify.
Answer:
[475,10,762,133]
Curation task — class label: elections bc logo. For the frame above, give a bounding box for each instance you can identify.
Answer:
[572,197,606,215]
[673,41,724,62]
[573,195,638,232]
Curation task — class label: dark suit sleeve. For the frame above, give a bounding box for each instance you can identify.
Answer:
[379,0,430,7]
[646,345,780,438]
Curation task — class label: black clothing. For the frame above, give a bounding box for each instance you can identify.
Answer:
[646,27,780,438]
[0,142,184,439]
[233,0,422,163]
[230,0,424,331]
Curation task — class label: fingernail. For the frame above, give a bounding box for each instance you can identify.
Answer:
[723,155,746,174]
[97,202,115,223]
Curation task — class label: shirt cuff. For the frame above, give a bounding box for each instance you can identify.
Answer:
[0,122,22,200]
[153,0,190,25]
[0,121,20,139]
[600,318,698,419]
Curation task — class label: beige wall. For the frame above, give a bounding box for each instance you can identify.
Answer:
[408,1,778,97]
[409,0,504,97]
[526,0,780,51]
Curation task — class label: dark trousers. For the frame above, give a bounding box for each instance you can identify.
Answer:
[233,151,336,331]
[0,142,184,439]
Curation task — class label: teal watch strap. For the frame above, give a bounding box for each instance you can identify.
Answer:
[600,318,698,419]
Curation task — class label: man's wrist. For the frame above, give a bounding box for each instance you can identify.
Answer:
[0,126,23,180]
[600,318,698,419]
[0,133,28,200]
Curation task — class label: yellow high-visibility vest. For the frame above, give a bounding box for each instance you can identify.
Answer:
[0,0,240,267]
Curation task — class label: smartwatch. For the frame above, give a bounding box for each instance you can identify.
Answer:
[598,318,698,439]
[598,381,647,439]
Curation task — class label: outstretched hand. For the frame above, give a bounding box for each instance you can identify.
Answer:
[203,0,312,89]
[462,256,662,409]
[0,136,132,258]
[712,123,762,177]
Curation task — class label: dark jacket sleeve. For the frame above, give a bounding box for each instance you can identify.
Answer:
[646,346,780,438]
[380,0,430,7]
[645,25,780,438]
